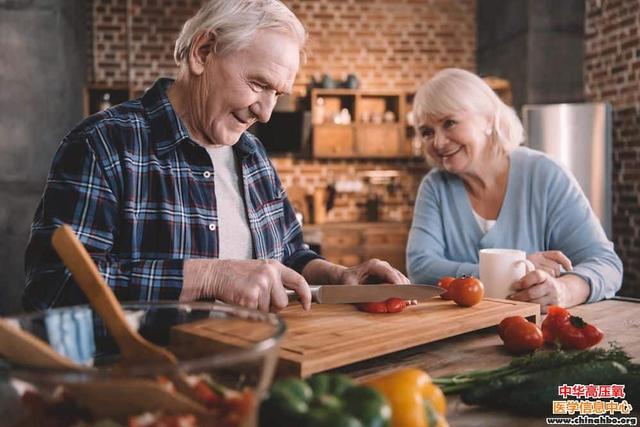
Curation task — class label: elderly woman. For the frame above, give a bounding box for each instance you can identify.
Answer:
[24,0,407,313]
[406,68,622,312]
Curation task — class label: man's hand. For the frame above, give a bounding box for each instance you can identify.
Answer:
[527,251,572,278]
[508,269,590,313]
[302,258,408,286]
[181,259,311,312]
[337,258,409,285]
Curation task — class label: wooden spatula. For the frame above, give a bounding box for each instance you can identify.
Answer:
[51,224,202,403]
[0,319,207,416]
[51,225,177,365]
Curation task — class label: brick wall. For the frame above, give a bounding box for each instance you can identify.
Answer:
[88,0,475,221]
[289,0,476,92]
[88,0,476,92]
[271,157,429,224]
[584,0,640,297]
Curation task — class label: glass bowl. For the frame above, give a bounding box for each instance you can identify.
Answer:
[0,301,285,427]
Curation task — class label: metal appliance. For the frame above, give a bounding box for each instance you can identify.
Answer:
[522,102,613,237]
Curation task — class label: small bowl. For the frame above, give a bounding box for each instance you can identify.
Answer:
[0,301,285,426]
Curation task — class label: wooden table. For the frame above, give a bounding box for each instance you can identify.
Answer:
[328,298,640,427]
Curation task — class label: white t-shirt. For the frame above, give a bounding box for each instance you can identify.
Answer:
[205,146,253,259]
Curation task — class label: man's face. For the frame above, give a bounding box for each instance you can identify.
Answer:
[197,31,300,146]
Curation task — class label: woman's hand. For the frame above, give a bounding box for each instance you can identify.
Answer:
[527,251,572,278]
[509,270,590,313]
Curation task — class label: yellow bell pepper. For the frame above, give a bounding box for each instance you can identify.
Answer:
[365,368,448,427]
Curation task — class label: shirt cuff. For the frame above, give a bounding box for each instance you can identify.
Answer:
[285,248,323,274]
[559,270,594,303]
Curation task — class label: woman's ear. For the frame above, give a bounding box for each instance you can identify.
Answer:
[188,31,217,76]
[484,115,496,136]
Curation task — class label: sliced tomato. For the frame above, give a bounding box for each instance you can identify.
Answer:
[193,379,221,407]
[357,298,408,314]
[386,298,408,313]
[357,301,388,313]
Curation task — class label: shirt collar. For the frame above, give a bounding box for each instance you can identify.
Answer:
[142,78,190,157]
[142,77,258,159]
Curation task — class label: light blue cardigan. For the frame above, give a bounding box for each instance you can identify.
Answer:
[406,147,622,303]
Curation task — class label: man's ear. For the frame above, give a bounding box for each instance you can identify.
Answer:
[188,31,217,76]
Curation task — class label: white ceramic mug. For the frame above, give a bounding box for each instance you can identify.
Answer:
[479,249,535,299]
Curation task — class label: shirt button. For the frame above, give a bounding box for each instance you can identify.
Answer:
[208,223,216,231]
[203,171,212,178]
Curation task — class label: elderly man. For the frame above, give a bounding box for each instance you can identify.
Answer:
[24,0,407,312]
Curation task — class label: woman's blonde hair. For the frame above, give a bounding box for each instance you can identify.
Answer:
[412,68,524,152]
[174,0,307,64]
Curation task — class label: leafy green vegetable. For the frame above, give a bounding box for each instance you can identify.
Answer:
[433,344,639,415]
[434,344,632,392]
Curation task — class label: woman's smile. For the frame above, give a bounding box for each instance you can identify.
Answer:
[437,145,463,159]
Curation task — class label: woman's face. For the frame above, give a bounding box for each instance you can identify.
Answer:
[193,30,300,146]
[416,110,493,175]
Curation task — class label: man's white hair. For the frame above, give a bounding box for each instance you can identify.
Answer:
[413,68,524,152]
[174,0,306,64]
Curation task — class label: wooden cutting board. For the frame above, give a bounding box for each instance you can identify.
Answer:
[171,298,539,378]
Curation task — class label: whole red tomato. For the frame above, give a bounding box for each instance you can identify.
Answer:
[450,276,484,307]
[541,305,571,344]
[437,276,456,300]
[497,316,529,341]
[502,321,544,354]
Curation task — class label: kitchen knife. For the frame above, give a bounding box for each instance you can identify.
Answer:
[286,284,443,304]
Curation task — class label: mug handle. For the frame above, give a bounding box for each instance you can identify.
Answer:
[516,259,535,274]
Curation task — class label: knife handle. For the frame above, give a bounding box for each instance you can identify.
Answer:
[286,286,319,303]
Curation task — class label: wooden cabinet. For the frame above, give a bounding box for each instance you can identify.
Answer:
[308,223,410,273]
[362,228,408,246]
[310,89,414,159]
[313,125,355,157]
[362,227,409,273]
[355,124,400,157]
[323,229,361,247]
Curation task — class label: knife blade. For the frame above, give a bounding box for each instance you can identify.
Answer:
[286,284,443,304]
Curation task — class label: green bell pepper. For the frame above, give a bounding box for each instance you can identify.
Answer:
[260,374,391,427]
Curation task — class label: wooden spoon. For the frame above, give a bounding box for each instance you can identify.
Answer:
[51,224,202,404]
[0,319,207,416]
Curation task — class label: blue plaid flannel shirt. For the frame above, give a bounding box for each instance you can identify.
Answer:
[24,78,320,310]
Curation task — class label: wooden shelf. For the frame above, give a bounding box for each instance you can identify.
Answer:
[483,76,513,105]
[310,89,419,159]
